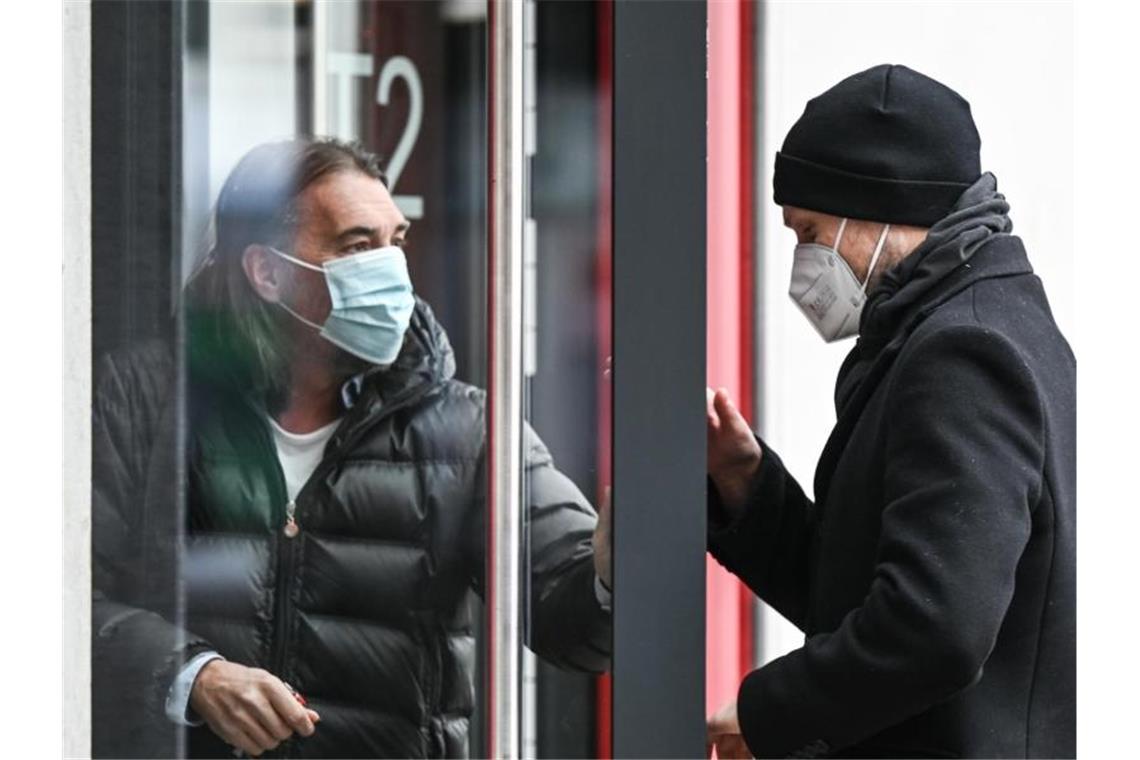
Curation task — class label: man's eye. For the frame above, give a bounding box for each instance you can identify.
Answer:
[345,241,371,253]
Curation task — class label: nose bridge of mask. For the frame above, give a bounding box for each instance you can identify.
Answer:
[322,247,409,307]
[269,244,411,309]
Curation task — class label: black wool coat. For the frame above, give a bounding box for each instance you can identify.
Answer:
[709,234,1075,758]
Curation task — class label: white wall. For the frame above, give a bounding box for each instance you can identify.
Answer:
[175,1,299,284]
[63,2,91,756]
[207,1,298,201]
[756,0,1075,662]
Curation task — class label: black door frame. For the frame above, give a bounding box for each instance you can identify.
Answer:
[612,1,707,757]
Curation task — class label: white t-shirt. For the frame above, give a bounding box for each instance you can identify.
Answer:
[266,414,343,502]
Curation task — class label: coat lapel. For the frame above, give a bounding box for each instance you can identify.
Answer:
[811,236,1033,512]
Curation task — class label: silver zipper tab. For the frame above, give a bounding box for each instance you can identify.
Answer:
[283,499,299,538]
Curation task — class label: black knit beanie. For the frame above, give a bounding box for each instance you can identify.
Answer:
[773,64,981,227]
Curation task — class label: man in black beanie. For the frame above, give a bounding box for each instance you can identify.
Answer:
[704,64,1075,758]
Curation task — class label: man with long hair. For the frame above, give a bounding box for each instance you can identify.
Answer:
[92,138,611,758]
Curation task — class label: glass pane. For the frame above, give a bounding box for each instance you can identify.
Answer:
[91,1,612,757]
[522,1,614,758]
[92,1,492,757]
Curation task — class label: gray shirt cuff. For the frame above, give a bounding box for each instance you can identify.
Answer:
[165,650,224,726]
[594,574,613,612]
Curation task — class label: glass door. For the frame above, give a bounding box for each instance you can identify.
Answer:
[83,2,707,757]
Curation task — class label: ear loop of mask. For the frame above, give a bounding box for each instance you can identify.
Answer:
[269,246,326,330]
[861,224,891,292]
[270,246,325,273]
[833,217,849,254]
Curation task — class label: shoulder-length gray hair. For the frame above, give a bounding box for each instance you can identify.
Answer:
[185,138,387,402]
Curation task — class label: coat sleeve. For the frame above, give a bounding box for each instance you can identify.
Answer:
[91,349,212,756]
[735,326,1044,758]
[707,439,817,630]
[520,423,612,672]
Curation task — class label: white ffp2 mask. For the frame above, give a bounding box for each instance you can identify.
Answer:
[788,218,890,343]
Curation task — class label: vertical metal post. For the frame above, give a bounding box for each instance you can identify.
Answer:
[487,0,525,758]
[612,1,707,757]
[310,0,329,136]
[520,2,538,759]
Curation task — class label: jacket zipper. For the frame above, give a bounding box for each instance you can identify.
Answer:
[260,381,437,695]
[427,619,444,753]
[259,426,295,697]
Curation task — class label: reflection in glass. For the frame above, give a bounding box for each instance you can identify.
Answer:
[523,1,615,758]
[90,2,611,758]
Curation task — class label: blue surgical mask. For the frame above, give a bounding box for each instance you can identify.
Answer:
[269,245,415,366]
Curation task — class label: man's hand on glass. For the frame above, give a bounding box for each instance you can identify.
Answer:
[707,387,763,519]
[592,485,613,594]
[189,660,321,757]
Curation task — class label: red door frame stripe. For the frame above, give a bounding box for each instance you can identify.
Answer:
[706,0,756,718]
[594,1,755,753]
[595,0,614,756]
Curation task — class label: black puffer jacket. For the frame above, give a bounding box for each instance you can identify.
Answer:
[92,299,611,759]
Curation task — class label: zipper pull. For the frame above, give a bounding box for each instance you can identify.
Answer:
[283,499,299,538]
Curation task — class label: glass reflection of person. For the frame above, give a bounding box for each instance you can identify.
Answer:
[92,139,612,759]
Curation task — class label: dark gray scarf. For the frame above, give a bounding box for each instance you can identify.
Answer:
[860,171,1013,342]
[832,173,1013,414]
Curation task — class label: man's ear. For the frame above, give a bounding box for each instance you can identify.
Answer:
[242,244,285,303]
